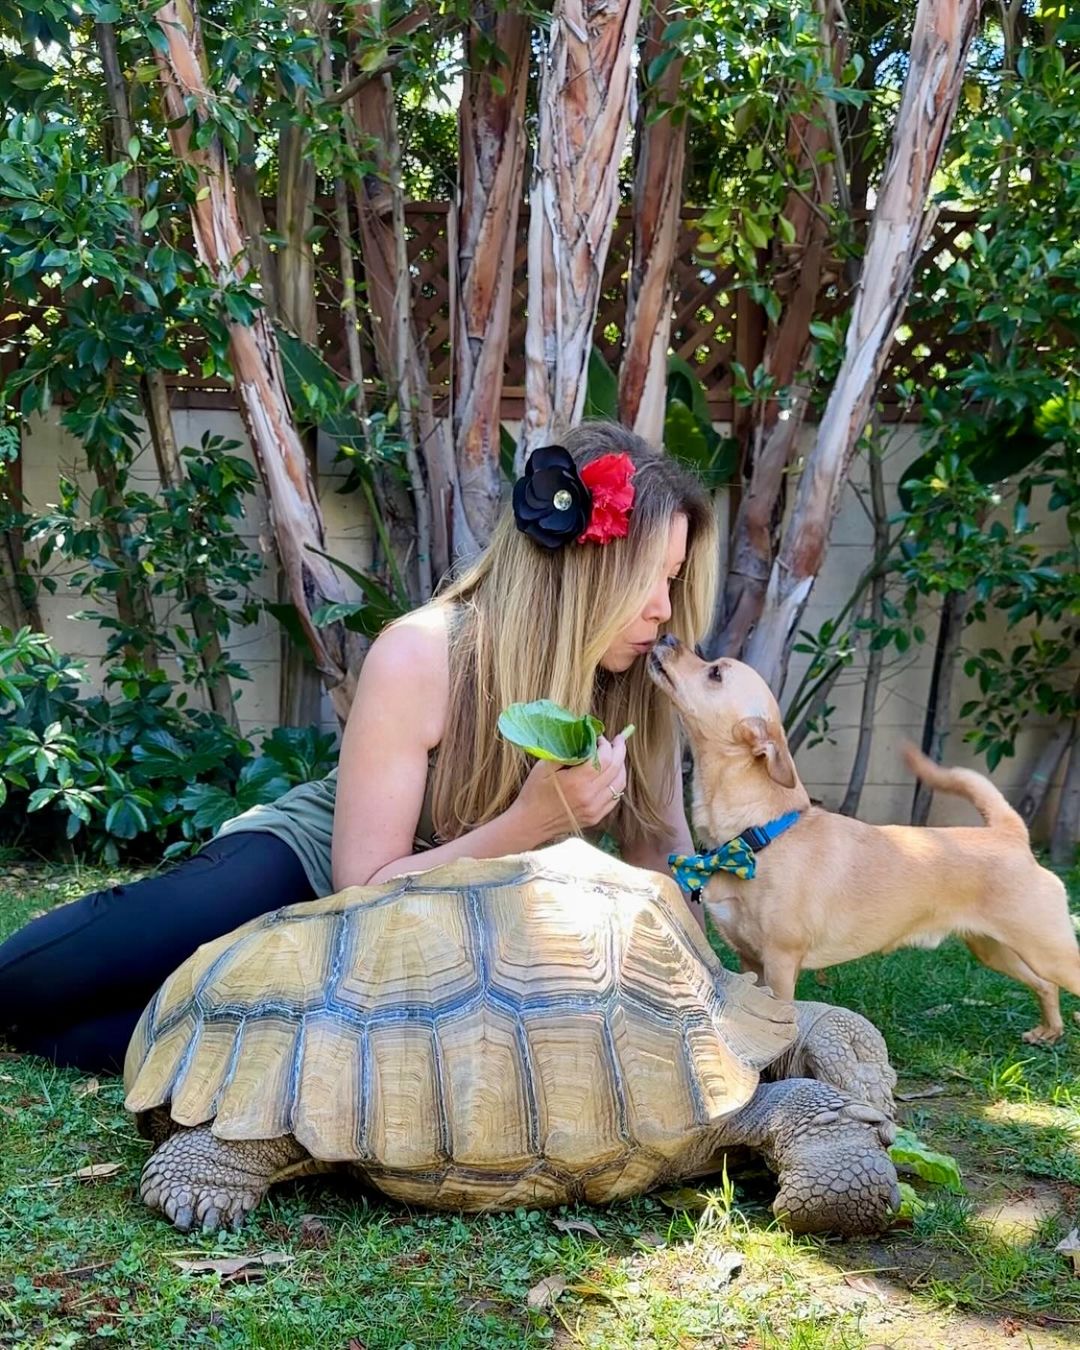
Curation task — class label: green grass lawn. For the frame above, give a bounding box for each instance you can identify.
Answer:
[2,858,1079,1350]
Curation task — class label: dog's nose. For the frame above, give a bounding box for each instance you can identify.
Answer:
[656,634,679,651]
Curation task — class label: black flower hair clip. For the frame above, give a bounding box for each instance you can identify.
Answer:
[512,445,636,550]
[511,445,592,549]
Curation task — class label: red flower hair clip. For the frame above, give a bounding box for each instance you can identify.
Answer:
[577,453,637,544]
[512,446,636,549]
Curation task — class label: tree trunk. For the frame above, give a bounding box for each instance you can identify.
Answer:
[348,1,475,582]
[151,0,363,721]
[0,447,42,632]
[744,0,980,692]
[910,588,972,826]
[1017,723,1073,830]
[521,0,641,459]
[1050,725,1080,868]
[618,0,687,444]
[711,0,847,659]
[274,5,329,729]
[453,5,530,548]
[840,448,888,816]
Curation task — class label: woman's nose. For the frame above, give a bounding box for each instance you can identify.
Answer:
[644,579,672,624]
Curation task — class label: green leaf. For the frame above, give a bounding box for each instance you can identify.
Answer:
[584,346,619,421]
[105,796,149,840]
[498,700,605,770]
[889,1129,964,1193]
[894,1182,927,1222]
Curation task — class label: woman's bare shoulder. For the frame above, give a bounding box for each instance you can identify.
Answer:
[357,605,450,744]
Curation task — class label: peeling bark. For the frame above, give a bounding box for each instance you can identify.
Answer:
[744,0,980,692]
[453,4,529,546]
[348,12,473,584]
[619,0,687,443]
[151,0,362,720]
[840,448,887,816]
[521,0,641,458]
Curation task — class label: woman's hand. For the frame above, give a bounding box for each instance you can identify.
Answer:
[510,732,628,844]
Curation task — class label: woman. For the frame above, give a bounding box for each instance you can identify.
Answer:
[0,422,717,1073]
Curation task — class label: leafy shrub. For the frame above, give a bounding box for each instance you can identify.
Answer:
[0,627,337,863]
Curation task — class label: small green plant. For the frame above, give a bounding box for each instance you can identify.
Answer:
[0,626,336,862]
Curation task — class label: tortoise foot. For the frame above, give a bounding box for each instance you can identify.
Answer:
[140,1125,309,1232]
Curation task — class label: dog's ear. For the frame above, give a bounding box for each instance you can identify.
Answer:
[735,716,798,789]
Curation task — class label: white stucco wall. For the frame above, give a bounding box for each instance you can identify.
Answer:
[9,409,1073,838]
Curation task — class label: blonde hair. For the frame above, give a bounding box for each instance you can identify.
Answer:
[429,422,717,847]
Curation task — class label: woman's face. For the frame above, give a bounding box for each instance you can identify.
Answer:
[599,513,689,673]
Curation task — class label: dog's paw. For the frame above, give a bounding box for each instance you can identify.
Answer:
[1022,1023,1064,1046]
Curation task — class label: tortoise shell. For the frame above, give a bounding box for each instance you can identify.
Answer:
[124,840,796,1209]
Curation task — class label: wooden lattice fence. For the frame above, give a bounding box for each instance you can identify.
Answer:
[1,203,979,421]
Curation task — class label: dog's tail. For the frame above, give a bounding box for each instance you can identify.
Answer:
[900,741,1029,842]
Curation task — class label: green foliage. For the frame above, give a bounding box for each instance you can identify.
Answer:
[0,626,336,862]
[664,356,739,489]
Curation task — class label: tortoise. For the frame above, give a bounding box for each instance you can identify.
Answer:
[124,839,900,1236]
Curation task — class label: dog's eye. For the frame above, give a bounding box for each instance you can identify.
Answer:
[708,665,723,683]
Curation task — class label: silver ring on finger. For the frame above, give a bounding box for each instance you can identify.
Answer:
[608,785,624,803]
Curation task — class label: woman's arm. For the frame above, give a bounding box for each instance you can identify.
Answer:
[331,608,631,889]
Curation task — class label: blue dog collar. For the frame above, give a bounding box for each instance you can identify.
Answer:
[669,810,801,893]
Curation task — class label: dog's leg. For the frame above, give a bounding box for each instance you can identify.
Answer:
[981,876,1080,1037]
[964,935,1064,1045]
[762,951,802,1002]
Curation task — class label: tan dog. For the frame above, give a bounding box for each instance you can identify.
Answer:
[649,635,1080,1044]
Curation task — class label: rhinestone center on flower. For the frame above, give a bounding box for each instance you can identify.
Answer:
[552,489,573,512]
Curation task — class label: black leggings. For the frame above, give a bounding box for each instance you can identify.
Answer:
[0,832,315,1075]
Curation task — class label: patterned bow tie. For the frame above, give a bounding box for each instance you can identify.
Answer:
[669,811,801,894]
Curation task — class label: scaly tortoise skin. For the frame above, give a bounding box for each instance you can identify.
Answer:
[124,840,899,1234]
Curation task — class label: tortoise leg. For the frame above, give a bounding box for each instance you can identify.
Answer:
[774,1001,898,1117]
[714,1079,899,1236]
[140,1126,323,1233]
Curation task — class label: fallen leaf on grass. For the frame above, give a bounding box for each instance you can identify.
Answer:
[656,1186,712,1213]
[1055,1228,1080,1275]
[895,1084,946,1101]
[525,1273,622,1311]
[171,1251,294,1283]
[526,1274,567,1309]
[345,1339,367,1350]
[0,1103,17,1119]
[552,1218,601,1240]
[922,1003,952,1018]
[635,1230,666,1249]
[842,1273,892,1304]
[71,1163,123,1182]
[73,1078,100,1099]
